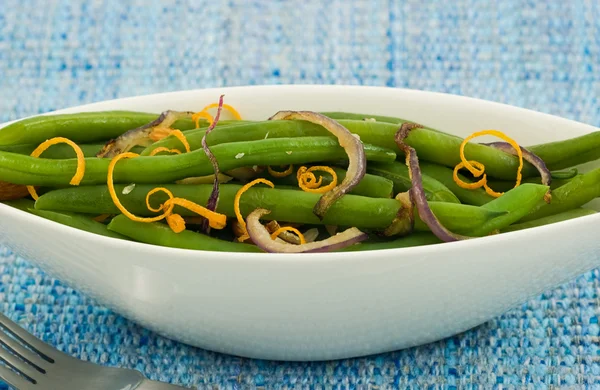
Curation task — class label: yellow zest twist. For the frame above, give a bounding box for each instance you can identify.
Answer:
[191,111,214,128]
[149,147,182,156]
[200,102,242,120]
[27,137,86,200]
[453,130,524,198]
[270,226,307,244]
[297,166,338,194]
[234,178,275,242]
[108,153,226,232]
[267,164,294,178]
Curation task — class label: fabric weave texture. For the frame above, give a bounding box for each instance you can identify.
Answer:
[1,1,599,389]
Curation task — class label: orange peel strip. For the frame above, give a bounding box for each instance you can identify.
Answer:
[169,130,191,153]
[149,127,174,142]
[453,161,487,190]
[296,166,322,189]
[267,164,294,178]
[270,226,307,245]
[167,197,227,230]
[200,103,242,120]
[149,147,182,156]
[297,166,338,194]
[234,178,275,241]
[191,111,215,128]
[108,153,172,223]
[27,137,86,200]
[454,130,524,198]
[109,159,227,232]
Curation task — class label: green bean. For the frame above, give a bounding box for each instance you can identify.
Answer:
[2,198,36,211]
[0,143,145,159]
[466,183,550,236]
[2,199,126,239]
[519,167,600,222]
[0,111,198,146]
[418,162,494,206]
[528,131,600,171]
[367,161,460,203]
[321,112,406,124]
[142,119,535,180]
[503,208,596,233]
[142,120,327,156]
[321,112,454,136]
[324,113,600,173]
[486,176,574,194]
[343,204,594,252]
[107,215,262,252]
[0,137,396,186]
[36,184,515,235]
[259,166,394,198]
[338,232,442,252]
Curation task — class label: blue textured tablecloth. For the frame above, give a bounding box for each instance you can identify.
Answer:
[1,1,600,388]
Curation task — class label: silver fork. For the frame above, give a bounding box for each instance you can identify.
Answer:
[0,311,188,390]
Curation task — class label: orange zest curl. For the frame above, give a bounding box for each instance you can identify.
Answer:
[149,147,182,156]
[27,137,86,200]
[170,130,191,153]
[200,102,242,120]
[267,164,294,178]
[453,130,524,198]
[234,178,275,242]
[191,111,215,128]
[297,166,338,194]
[270,226,307,245]
[108,153,226,232]
[149,127,174,142]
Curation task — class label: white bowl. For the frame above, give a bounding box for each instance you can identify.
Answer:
[0,85,599,361]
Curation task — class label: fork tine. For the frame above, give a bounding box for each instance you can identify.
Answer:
[0,330,50,372]
[0,347,41,384]
[0,312,55,363]
[0,364,35,390]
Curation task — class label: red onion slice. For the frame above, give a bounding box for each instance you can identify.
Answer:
[200,95,225,233]
[97,110,193,158]
[482,141,552,202]
[395,123,471,242]
[247,209,368,253]
[268,111,366,219]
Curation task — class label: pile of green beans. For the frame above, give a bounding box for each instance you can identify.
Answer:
[0,109,598,253]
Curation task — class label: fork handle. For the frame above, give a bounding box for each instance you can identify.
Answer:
[135,379,189,389]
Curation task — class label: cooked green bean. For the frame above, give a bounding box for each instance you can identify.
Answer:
[35,184,547,236]
[0,143,144,159]
[339,232,442,252]
[418,162,494,206]
[260,166,394,198]
[519,167,600,222]
[142,120,327,156]
[321,112,406,124]
[321,112,454,136]
[343,204,596,252]
[107,215,262,252]
[466,183,550,236]
[367,161,460,203]
[486,176,574,194]
[503,208,596,233]
[0,137,396,186]
[0,111,197,146]
[143,119,537,180]
[2,198,126,239]
[527,131,600,171]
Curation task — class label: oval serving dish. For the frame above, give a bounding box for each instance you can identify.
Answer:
[0,85,598,361]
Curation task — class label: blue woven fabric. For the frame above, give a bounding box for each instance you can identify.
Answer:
[1,1,600,388]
